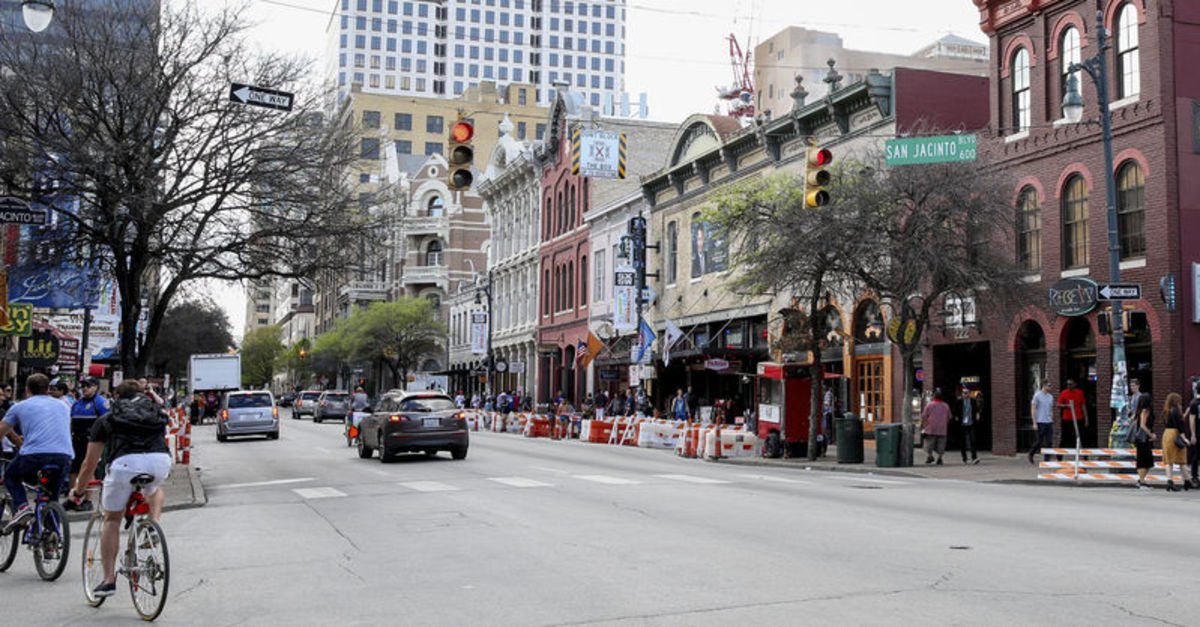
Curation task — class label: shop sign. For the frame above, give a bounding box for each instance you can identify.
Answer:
[1047,277,1099,317]
[599,367,621,381]
[508,361,526,374]
[704,358,730,371]
[19,329,60,368]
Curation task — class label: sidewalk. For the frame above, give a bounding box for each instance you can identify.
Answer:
[715,440,1061,486]
[65,463,207,523]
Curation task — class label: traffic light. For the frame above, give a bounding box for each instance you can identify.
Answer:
[804,145,833,208]
[447,117,475,191]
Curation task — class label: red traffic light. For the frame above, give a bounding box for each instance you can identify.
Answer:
[451,121,474,143]
[810,147,833,166]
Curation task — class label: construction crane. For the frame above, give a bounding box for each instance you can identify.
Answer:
[715,33,755,119]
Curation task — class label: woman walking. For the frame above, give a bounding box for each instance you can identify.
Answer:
[1130,388,1156,490]
[1162,393,1188,492]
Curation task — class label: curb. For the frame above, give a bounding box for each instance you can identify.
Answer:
[713,456,926,479]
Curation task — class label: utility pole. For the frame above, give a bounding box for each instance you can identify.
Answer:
[627,215,657,398]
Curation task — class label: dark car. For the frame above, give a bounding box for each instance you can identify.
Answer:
[278,391,297,407]
[356,391,468,462]
[314,390,351,423]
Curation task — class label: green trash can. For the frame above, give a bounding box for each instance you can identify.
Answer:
[875,424,901,467]
[836,413,864,464]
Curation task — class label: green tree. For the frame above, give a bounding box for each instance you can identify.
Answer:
[342,299,445,390]
[146,300,236,383]
[241,326,284,389]
[311,323,352,387]
[709,172,857,460]
[277,338,314,390]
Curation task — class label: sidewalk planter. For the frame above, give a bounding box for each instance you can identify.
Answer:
[836,414,864,464]
[875,423,902,467]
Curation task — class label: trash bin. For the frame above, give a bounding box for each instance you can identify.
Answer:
[836,413,864,464]
[875,423,901,467]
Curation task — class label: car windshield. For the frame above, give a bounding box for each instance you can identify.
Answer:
[325,394,349,402]
[301,392,320,400]
[398,397,456,412]
[229,394,272,408]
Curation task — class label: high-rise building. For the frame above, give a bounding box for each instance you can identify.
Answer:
[325,0,629,111]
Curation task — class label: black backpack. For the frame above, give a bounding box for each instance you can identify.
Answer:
[109,397,169,434]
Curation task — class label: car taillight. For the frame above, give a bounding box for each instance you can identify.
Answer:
[220,409,229,421]
[272,406,279,418]
[388,414,407,423]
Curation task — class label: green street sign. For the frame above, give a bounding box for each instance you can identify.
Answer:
[884,134,977,166]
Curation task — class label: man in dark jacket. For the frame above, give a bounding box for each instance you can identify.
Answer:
[70,380,171,598]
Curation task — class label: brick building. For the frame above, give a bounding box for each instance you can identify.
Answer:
[958,0,1200,454]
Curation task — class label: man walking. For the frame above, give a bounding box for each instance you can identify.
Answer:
[921,390,952,465]
[0,374,73,532]
[958,386,980,464]
[1056,379,1089,460]
[1028,381,1055,464]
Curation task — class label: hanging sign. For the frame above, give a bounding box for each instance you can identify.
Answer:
[470,311,489,355]
[613,265,637,331]
[1048,277,1098,317]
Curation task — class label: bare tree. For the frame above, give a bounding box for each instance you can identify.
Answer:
[835,151,1029,462]
[709,172,857,460]
[0,1,379,375]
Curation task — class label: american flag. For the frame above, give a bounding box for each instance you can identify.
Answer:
[575,340,588,365]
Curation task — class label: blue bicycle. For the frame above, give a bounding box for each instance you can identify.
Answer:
[0,464,71,581]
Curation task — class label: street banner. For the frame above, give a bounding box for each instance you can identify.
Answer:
[635,318,655,365]
[613,264,637,331]
[663,317,684,366]
[470,311,488,355]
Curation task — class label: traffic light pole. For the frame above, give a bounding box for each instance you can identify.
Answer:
[628,216,657,395]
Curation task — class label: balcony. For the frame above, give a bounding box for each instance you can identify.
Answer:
[338,280,389,303]
[401,265,448,288]
[403,214,449,237]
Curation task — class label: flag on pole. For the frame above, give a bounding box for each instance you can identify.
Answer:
[635,319,656,365]
[580,331,604,368]
[575,340,588,366]
[663,317,684,366]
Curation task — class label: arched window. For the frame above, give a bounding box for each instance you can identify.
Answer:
[1011,47,1031,133]
[1059,26,1080,111]
[425,240,443,266]
[1017,186,1042,272]
[666,221,678,284]
[568,185,576,230]
[426,195,444,217]
[543,196,552,240]
[567,261,574,309]
[579,255,588,305]
[1061,175,1089,269]
[543,268,550,316]
[554,266,561,312]
[1116,3,1140,99]
[556,190,564,236]
[1116,161,1145,259]
[582,179,590,214]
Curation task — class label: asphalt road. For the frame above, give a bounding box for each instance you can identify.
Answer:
[7,407,1200,626]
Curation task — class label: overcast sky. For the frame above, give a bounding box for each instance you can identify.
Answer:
[218,0,985,339]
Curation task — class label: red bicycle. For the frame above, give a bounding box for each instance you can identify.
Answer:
[81,475,170,621]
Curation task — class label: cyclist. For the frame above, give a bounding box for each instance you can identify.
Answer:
[70,380,171,598]
[0,373,73,533]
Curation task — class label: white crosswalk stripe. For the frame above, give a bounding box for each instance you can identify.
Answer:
[737,474,812,485]
[654,474,731,485]
[488,477,553,488]
[293,487,347,499]
[574,475,642,485]
[399,481,461,492]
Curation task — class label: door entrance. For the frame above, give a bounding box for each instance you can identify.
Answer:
[932,341,992,453]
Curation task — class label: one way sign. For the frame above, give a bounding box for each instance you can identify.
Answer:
[229,83,294,112]
[1098,283,1141,300]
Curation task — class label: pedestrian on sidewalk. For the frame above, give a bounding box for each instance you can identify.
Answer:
[958,386,981,464]
[1128,380,1155,489]
[1028,381,1055,464]
[1161,393,1187,492]
[671,388,689,421]
[921,390,951,465]
[1055,379,1089,461]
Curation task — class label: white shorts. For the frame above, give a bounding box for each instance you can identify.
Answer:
[102,453,172,513]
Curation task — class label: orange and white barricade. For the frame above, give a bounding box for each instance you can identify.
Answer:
[676,422,702,458]
[1037,448,1165,483]
[606,416,641,446]
[506,413,529,434]
[637,419,685,449]
[523,414,553,438]
[490,412,506,432]
[701,427,758,460]
[580,419,614,444]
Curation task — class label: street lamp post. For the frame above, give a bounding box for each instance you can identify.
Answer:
[1062,10,1129,437]
[20,0,55,32]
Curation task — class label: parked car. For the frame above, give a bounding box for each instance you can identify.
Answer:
[314,390,351,423]
[278,391,297,407]
[293,390,322,419]
[357,390,468,462]
[217,390,279,441]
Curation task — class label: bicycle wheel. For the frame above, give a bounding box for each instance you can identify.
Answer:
[128,519,169,621]
[81,515,107,607]
[0,496,18,572]
[33,501,70,581]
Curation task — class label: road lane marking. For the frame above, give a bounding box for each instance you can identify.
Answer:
[818,474,910,486]
[655,474,731,485]
[529,466,571,474]
[293,487,347,499]
[399,481,461,492]
[488,477,553,488]
[737,474,812,485]
[368,469,391,477]
[574,475,642,485]
[215,478,316,490]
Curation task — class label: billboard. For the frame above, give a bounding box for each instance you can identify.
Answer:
[690,215,728,278]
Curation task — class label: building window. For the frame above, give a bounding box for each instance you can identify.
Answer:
[543,269,551,316]
[427,195,444,217]
[394,139,412,154]
[666,221,678,284]
[579,256,587,305]
[1011,47,1030,133]
[425,240,443,266]
[1116,161,1145,259]
[360,137,380,159]
[362,110,381,128]
[1059,26,1080,112]
[1016,186,1041,272]
[426,115,444,134]
[1061,175,1089,269]
[1116,3,1140,99]
[593,248,605,303]
[425,142,443,156]
[394,112,412,130]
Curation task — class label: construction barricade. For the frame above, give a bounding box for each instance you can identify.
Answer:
[701,426,758,460]
[607,416,641,446]
[1036,448,1166,483]
[637,419,685,449]
[580,419,615,444]
[523,414,553,438]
